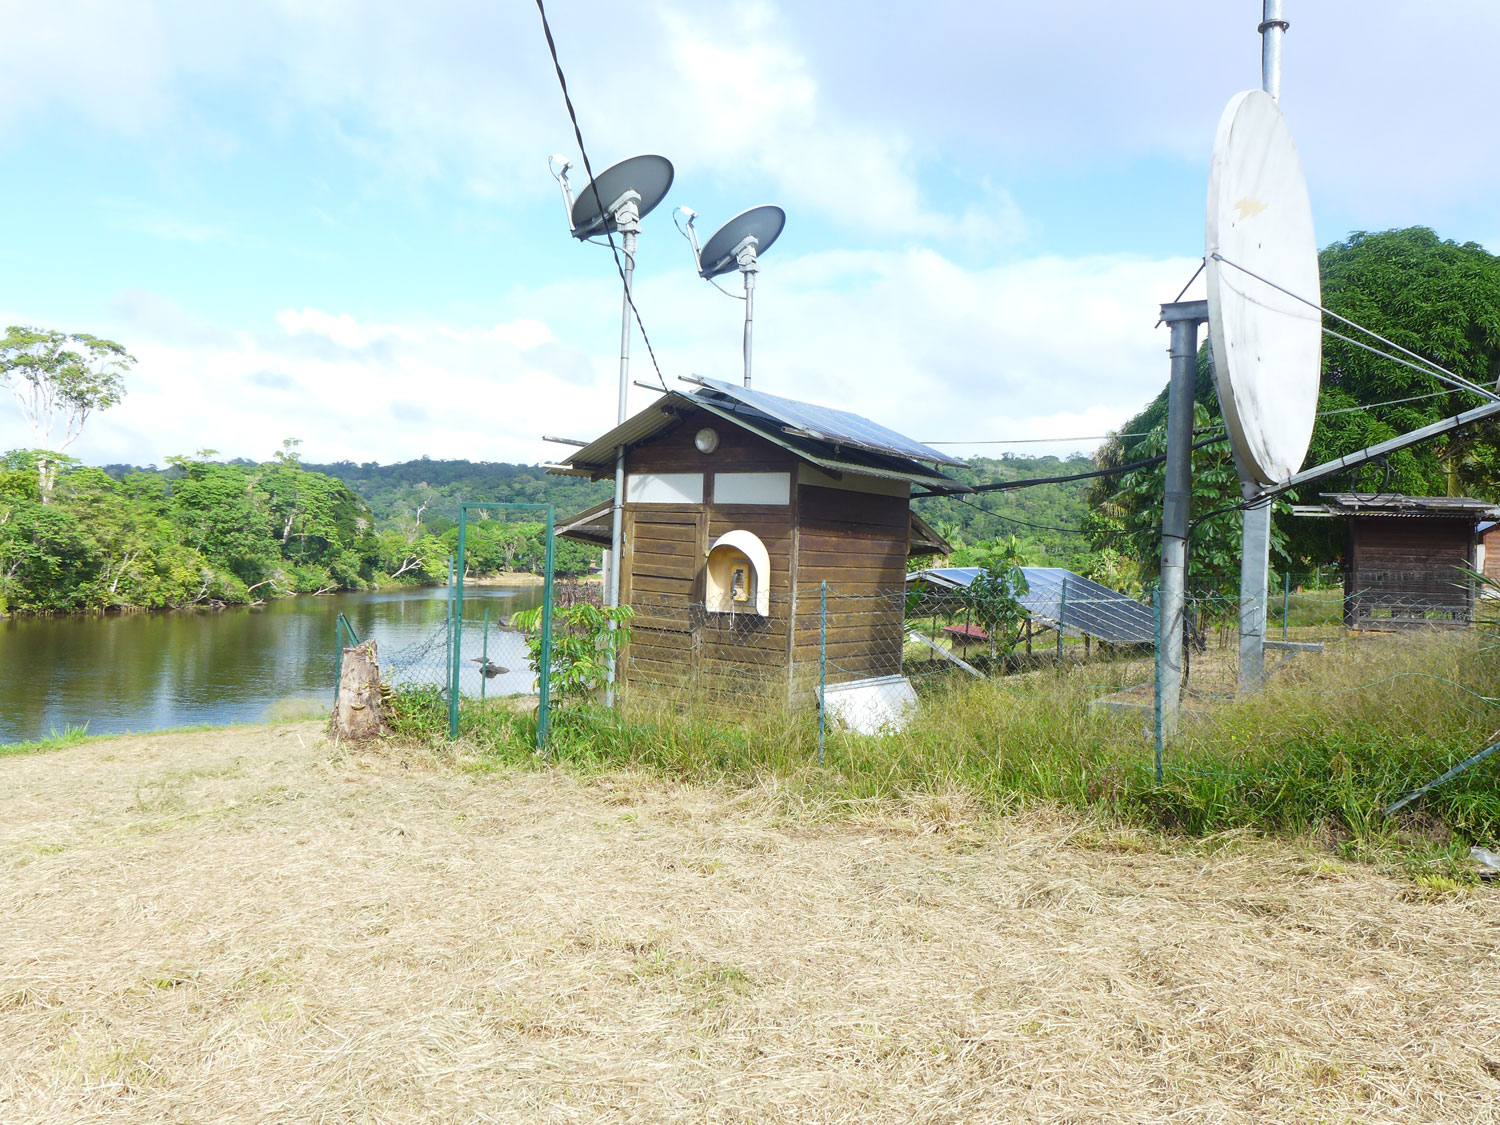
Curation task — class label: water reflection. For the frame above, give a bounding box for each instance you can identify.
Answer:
[0,585,545,743]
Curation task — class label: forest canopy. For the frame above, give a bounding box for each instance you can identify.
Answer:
[1084,227,1500,581]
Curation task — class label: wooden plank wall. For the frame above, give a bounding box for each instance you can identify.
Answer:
[615,406,919,692]
[1344,516,1476,627]
[792,484,909,684]
[701,505,794,677]
[622,407,799,689]
[622,507,703,687]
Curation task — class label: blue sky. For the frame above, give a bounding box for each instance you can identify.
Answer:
[2,0,1496,467]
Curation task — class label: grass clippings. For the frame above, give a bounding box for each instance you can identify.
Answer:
[3,722,1500,1123]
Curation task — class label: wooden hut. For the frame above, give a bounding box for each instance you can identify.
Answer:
[1291,494,1499,629]
[1477,520,1500,591]
[551,377,963,694]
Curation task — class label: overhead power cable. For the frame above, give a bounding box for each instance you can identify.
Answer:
[924,387,1472,448]
[533,0,669,393]
[933,490,1147,543]
[912,434,1231,499]
[924,427,1225,446]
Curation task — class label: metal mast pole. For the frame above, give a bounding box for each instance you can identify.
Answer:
[1260,0,1286,100]
[738,240,759,389]
[605,200,641,705]
[1239,0,1290,696]
[742,268,755,389]
[1159,300,1207,737]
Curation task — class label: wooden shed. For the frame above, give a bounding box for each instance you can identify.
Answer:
[551,377,964,693]
[1291,494,1499,629]
[1477,520,1500,591]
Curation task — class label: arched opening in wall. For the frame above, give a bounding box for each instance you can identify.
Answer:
[705,530,770,616]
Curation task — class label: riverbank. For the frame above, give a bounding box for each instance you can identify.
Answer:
[4,720,1499,1121]
[0,570,579,620]
[0,582,546,744]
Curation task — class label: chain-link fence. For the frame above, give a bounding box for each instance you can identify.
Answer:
[338,558,1500,835]
[617,580,1161,755]
[612,570,1496,814]
[331,504,571,749]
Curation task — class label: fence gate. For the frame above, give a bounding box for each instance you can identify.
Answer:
[448,503,555,749]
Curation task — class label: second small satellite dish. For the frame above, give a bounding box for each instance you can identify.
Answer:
[570,155,675,240]
[1205,89,1321,487]
[698,205,786,278]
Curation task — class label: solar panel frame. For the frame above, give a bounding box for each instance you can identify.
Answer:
[907,566,1154,645]
[692,376,966,467]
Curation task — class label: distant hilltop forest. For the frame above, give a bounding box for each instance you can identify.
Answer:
[0,444,1095,617]
[295,453,1095,559]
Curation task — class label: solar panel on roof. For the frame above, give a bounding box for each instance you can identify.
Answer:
[691,376,965,467]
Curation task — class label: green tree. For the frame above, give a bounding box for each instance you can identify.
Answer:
[166,454,277,594]
[1087,403,1287,591]
[375,529,447,583]
[0,326,134,500]
[253,441,376,591]
[965,560,1030,661]
[0,496,98,612]
[1091,227,1500,571]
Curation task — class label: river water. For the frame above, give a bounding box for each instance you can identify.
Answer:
[0,584,545,744]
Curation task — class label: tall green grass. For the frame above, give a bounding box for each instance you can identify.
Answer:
[403,629,1500,865]
[0,723,93,758]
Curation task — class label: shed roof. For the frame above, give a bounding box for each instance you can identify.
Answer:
[549,385,967,494]
[907,566,1154,645]
[1290,493,1500,520]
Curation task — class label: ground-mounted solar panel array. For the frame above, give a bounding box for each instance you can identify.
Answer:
[908,566,1155,645]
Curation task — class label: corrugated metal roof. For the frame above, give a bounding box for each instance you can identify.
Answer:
[555,498,613,546]
[560,392,691,471]
[907,566,1154,645]
[1295,494,1500,520]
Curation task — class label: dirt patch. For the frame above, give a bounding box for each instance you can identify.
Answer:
[2,722,1499,1122]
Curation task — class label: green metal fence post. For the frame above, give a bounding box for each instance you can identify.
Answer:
[480,606,489,704]
[333,613,360,705]
[449,519,465,738]
[1282,571,1291,640]
[444,555,454,719]
[1152,586,1164,783]
[817,581,828,765]
[537,506,555,755]
[1056,574,1066,668]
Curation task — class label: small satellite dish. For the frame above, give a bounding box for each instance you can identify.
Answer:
[676,205,787,390]
[569,155,674,240]
[696,205,786,279]
[1205,89,1321,487]
[548,150,677,634]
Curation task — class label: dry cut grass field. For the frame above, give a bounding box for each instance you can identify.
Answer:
[3,721,1500,1123]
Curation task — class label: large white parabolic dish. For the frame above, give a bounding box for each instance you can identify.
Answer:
[1206,89,1322,487]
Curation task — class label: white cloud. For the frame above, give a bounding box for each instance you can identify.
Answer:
[0,1,1011,243]
[1,246,1198,469]
[489,319,554,350]
[274,308,422,350]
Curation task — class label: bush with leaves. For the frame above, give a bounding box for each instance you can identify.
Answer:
[511,602,633,702]
[966,560,1031,661]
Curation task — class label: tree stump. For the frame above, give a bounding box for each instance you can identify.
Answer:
[331,639,387,740]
